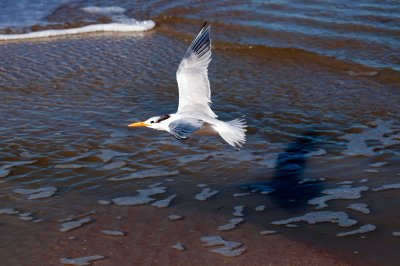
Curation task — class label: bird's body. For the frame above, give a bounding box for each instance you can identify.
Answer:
[129,23,246,148]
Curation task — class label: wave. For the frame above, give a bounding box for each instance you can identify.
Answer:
[0,5,155,41]
[80,6,126,14]
[0,21,155,40]
[153,17,400,84]
[154,15,400,76]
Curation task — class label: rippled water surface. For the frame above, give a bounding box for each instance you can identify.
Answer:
[0,1,400,265]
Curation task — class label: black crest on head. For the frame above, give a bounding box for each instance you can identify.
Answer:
[156,115,170,123]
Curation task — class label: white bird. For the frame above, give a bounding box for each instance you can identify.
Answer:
[129,23,246,149]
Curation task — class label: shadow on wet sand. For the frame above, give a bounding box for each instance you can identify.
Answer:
[243,130,323,211]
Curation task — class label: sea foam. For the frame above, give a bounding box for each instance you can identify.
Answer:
[308,186,368,209]
[272,211,358,227]
[60,255,105,265]
[172,243,185,251]
[112,187,166,206]
[339,120,400,156]
[0,6,155,41]
[81,6,126,14]
[337,224,376,237]
[0,22,155,40]
[13,187,57,200]
[200,236,246,257]
[218,218,244,231]
[372,183,400,192]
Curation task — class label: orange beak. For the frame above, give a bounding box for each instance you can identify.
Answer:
[128,121,150,127]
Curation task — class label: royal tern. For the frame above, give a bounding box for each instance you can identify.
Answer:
[129,23,246,148]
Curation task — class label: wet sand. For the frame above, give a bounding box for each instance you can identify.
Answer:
[0,191,352,266]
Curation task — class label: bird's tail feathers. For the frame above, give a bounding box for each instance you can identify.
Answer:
[213,118,247,149]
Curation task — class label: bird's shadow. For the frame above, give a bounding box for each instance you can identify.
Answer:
[243,130,323,212]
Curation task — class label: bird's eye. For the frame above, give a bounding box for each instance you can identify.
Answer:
[150,121,154,123]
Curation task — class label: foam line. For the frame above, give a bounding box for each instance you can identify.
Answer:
[81,6,126,14]
[0,21,155,40]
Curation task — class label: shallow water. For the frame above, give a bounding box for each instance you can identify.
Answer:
[1,0,400,70]
[1,1,400,265]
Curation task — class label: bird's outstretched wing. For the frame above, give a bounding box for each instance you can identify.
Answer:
[176,23,217,118]
[169,118,204,140]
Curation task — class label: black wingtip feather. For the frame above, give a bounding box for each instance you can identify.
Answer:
[198,22,210,35]
[183,22,211,59]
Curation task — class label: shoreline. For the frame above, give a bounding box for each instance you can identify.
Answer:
[0,197,355,266]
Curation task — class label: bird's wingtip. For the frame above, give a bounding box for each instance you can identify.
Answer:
[201,22,210,30]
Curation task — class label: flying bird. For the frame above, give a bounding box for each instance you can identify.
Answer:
[129,23,246,148]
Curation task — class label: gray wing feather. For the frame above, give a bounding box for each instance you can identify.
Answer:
[169,119,204,140]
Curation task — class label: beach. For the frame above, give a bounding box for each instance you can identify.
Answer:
[1,1,400,265]
[0,201,353,266]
